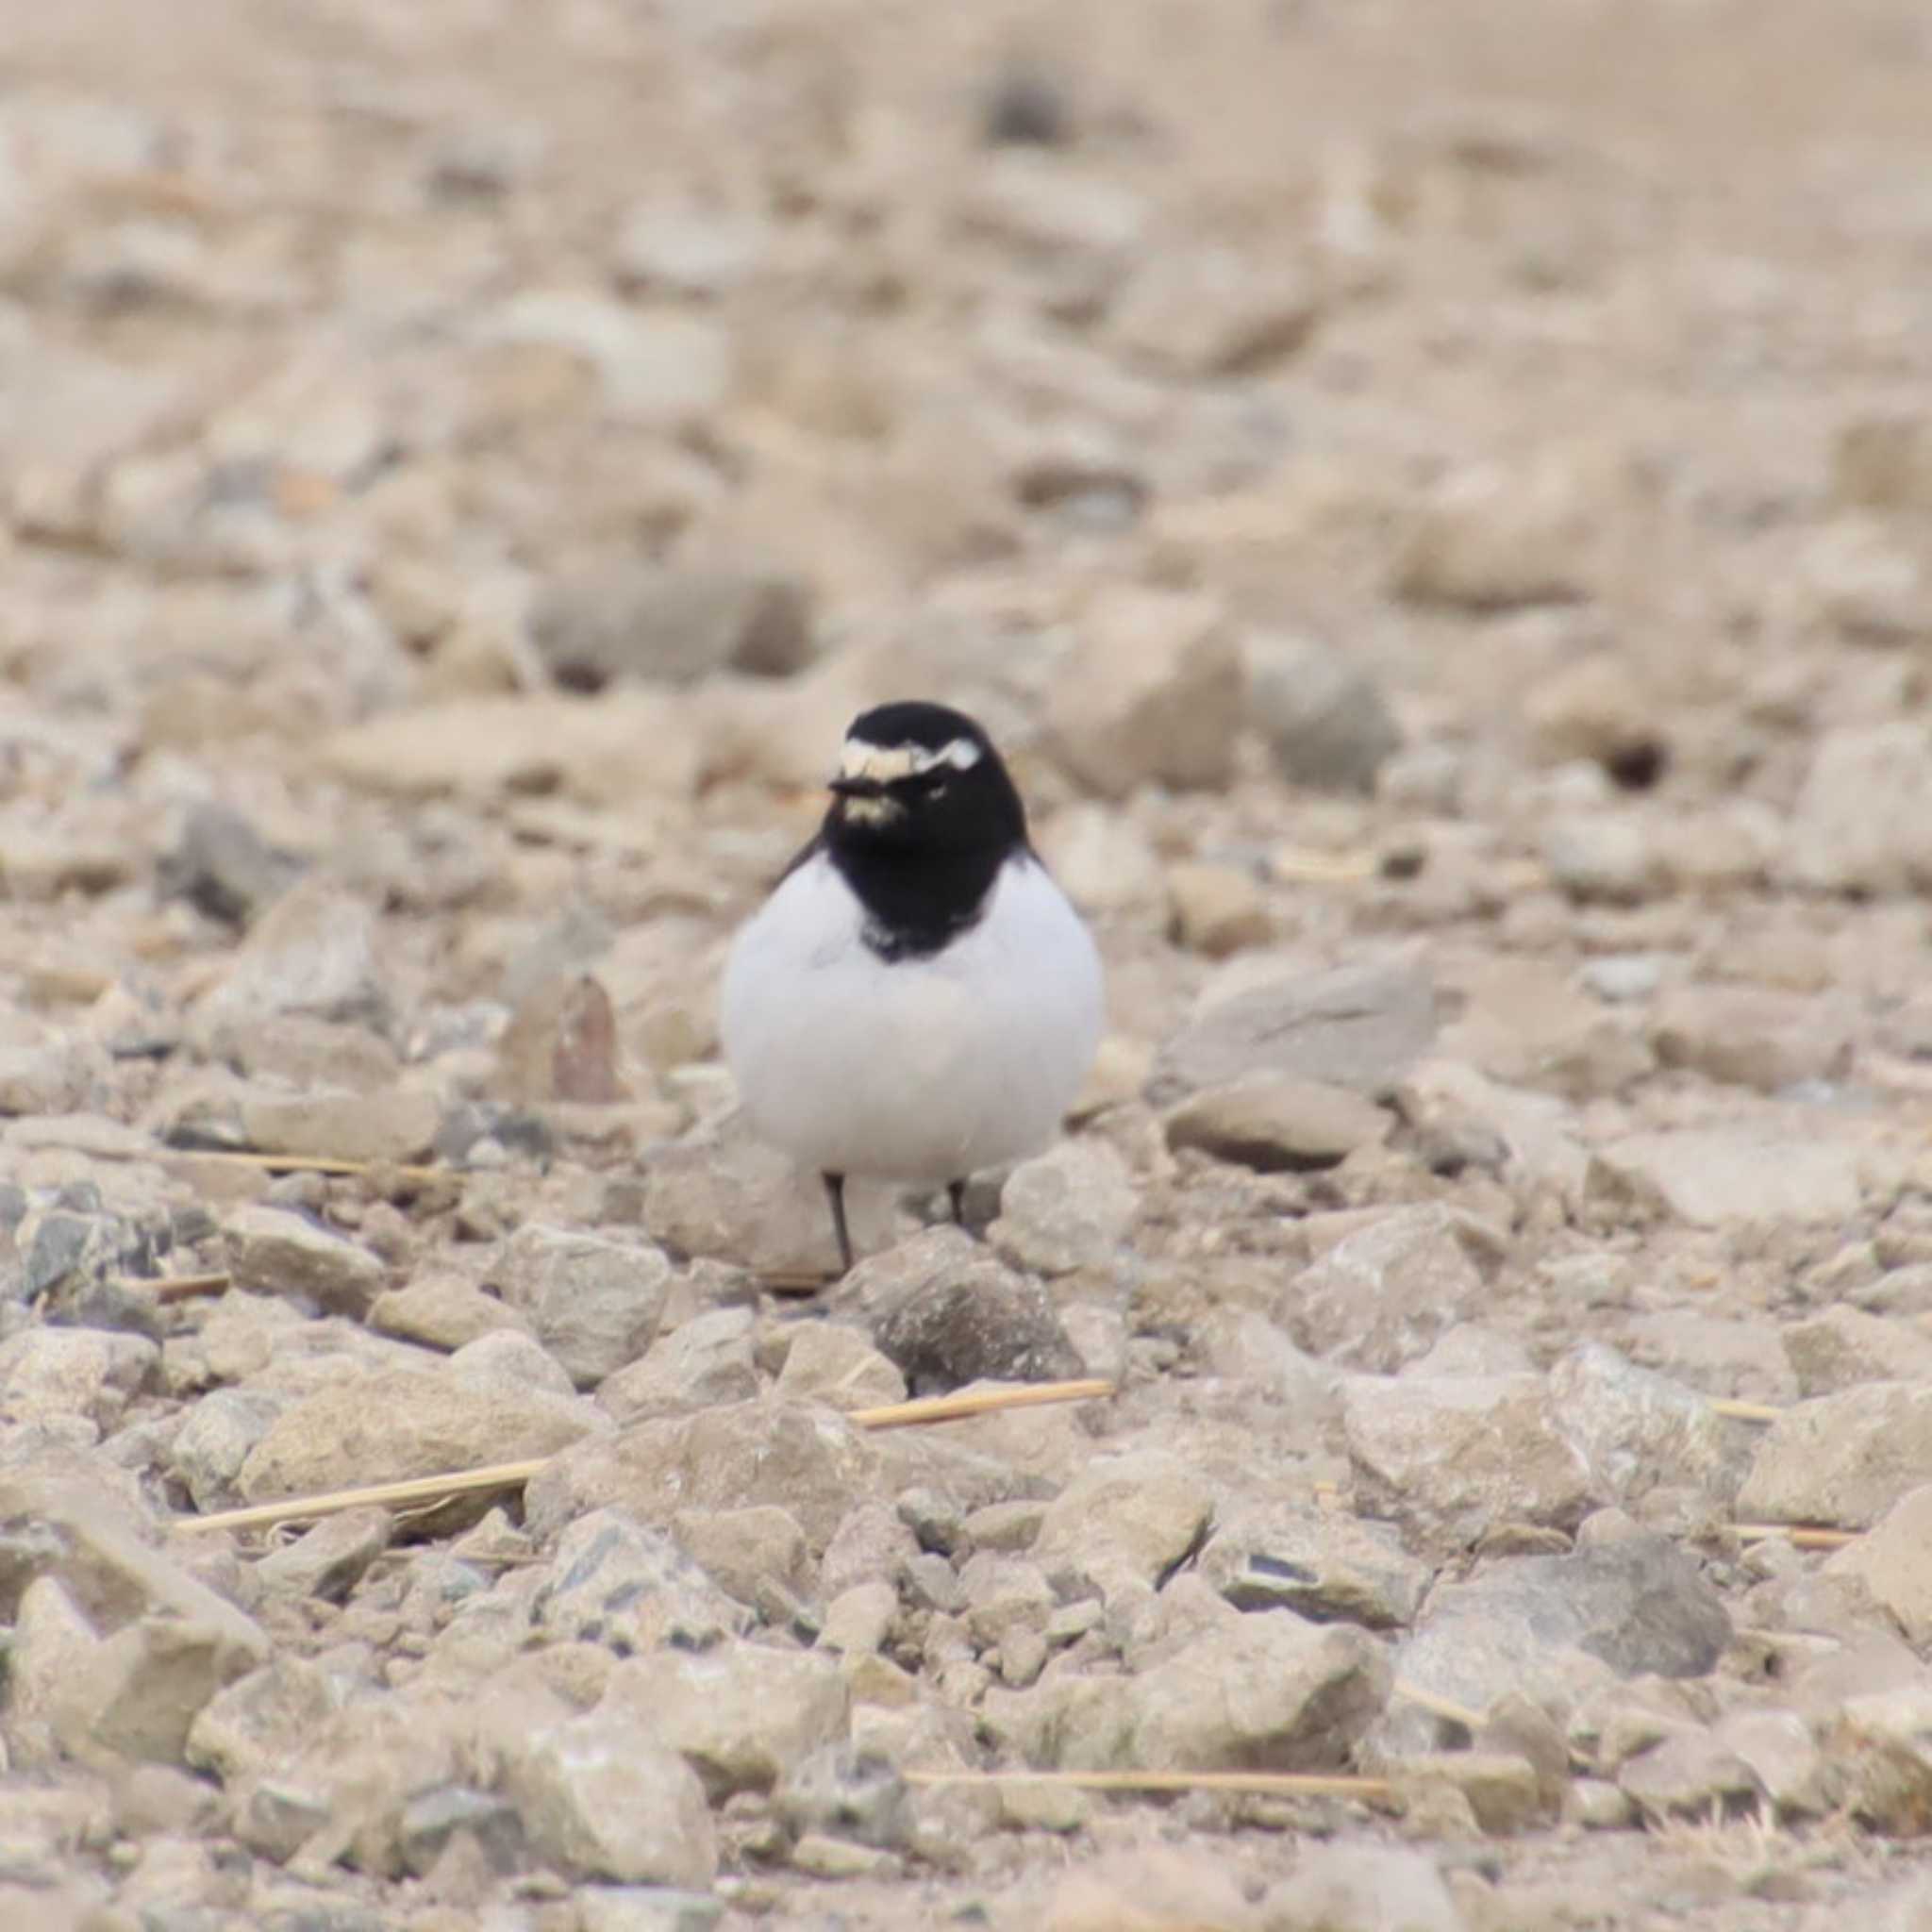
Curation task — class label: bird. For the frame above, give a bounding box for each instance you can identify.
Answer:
[722,699,1104,1274]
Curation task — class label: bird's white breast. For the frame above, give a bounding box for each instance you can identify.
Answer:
[721,853,1103,1184]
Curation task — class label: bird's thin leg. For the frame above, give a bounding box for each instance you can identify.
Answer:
[822,1172,855,1274]
[947,1178,969,1227]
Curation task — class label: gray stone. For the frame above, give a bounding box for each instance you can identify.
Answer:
[238,1086,442,1166]
[1165,1075,1388,1173]
[531,560,813,690]
[1046,587,1244,797]
[989,1140,1137,1276]
[1739,1382,1932,1531]
[1397,1536,1730,1726]
[1033,1453,1216,1603]
[774,1743,910,1850]
[1152,958,1438,1104]
[576,1887,724,1932]
[1394,458,1594,611]
[503,1700,717,1885]
[395,1784,527,1878]
[1548,1341,1752,1509]
[1198,1501,1430,1629]
[491,1224,673,1389]
[1166,859,1273,957]
[1615,1726,1760,1820]
[1713,1707,1828,1817]
[1264,1842,1465,1932]
[237,1365,600,1502]
[444,1326,578,1401]
[222,1205,388,1318]
[525,1400,878,1555]
[536,1508,748,1656]
[253,1506,391,1603]
[158,801,304,927]
[1344,1373,1593,1557]
[671,1505,811,1610]
[1541,812,1658,904]
[870,1241,1085,1393]
[607,1642,849,1798]
[1243,630,1401,795]
[1587,1128,1862,1227]
[1285,1205,1502,1373]
[598,1307,759,1424]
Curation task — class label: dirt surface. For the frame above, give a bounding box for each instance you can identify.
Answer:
[7,1,1932,1928]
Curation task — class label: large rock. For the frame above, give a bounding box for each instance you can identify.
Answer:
[491,1224,673,1389]
[1046,587,1244,797]
[867,1235,1085,1392]
[1033,1452,1216,1603]
[192,879,393,1037]
[1344,1373,1593,1556]
[1198,1500,1430,1630]
[237,1365,601,1502]
[990,1140,1137,1276]
[597,1307,760,1424]
[0,1328,156,1435]
[1828,1487,1932,1646]
[1165,1075,1389,1174]
[535,1507,747,1656]
[1151,958,1438,1104]
[1648,985,1854,1094]
[1738,1382,1932,1531]
[1548,1341,1751,1508]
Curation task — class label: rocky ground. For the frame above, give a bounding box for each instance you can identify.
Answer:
[6,0,1932,1925]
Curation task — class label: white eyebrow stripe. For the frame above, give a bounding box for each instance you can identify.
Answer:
[840,736,982,781]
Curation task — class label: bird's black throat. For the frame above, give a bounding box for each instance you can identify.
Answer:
[827,837,1015,961]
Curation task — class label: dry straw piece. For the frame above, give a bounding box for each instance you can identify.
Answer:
[905,1769,1394,1802]
[175,1376,1117,1538]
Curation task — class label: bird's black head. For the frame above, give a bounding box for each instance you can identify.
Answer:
[822,701,1030,958]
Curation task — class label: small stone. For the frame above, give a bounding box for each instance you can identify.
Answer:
[1617,1726,1760,1821]
[396,1784,526,1878]
[1395,1536,1730,1723]
[494,973,629,1105]
[222,1205,388,1318]
[1581,954,1662,1004]
[1648,985,1854,1094]
[1152,958,1438,1103]
[503,1701,716,1886]
[1587,1129,1861,1227]
[613,196,769,297]
[1112,245,1320,376]
[525,1400,877,1556]
[193,879,392,1036]
[1166,861,1272,957]
[253,1506,391,1603]
[1395,459,1595,610]
[772,1324,907,1411]
[820,1580,897,1656]
[1799,515,1932,643]
[1547,1341,1751,1509]
[1198,1501,1429,1629]
[239,1086,443,1166]
[990,1140,1137,1276]
[1033,1452,1215,1602]
[672,1504,810,1610]
[1784,1305,1932,1398]
[1541,813,1658,904]
[158,801,303,927]
[1244,630,1401,795]
[186,1656,341,1785]
[1390,1751,1544,1835]
[1287,1205,1501,1372]
[1714,1707,1828,1817]
[238,1366,599,1501]
[1035,806,1166,915]
[530,561,813,691]
[1524,654,1663,780]
[491,1224,672,1390]
[605,1645,849,1800]
[1266,1843,1464,1932]
[868,1236,1085,1392]
[536,1507,748,1656]
[576,1887,724,1932]
[1043,1846,1262,1932]
[598,1307,760,1424]
[1738,1382,1932,1531]
[1344,1373,1593,1556]
[1826,1485,1932,1644]
[1046,588,1244,798]
[369,1273,531,1353]
[1833,412,1932,515]
[1789,722,1932,894]
[0,1328,156,1435]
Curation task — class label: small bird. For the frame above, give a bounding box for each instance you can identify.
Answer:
[723,699,1104,1274]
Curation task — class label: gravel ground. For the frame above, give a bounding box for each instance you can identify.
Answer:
[7,1,1932,1926]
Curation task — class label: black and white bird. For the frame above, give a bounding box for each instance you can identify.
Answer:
[722,700,1104,1274]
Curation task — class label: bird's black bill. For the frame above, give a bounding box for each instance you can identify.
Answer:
[828,776,886,800]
